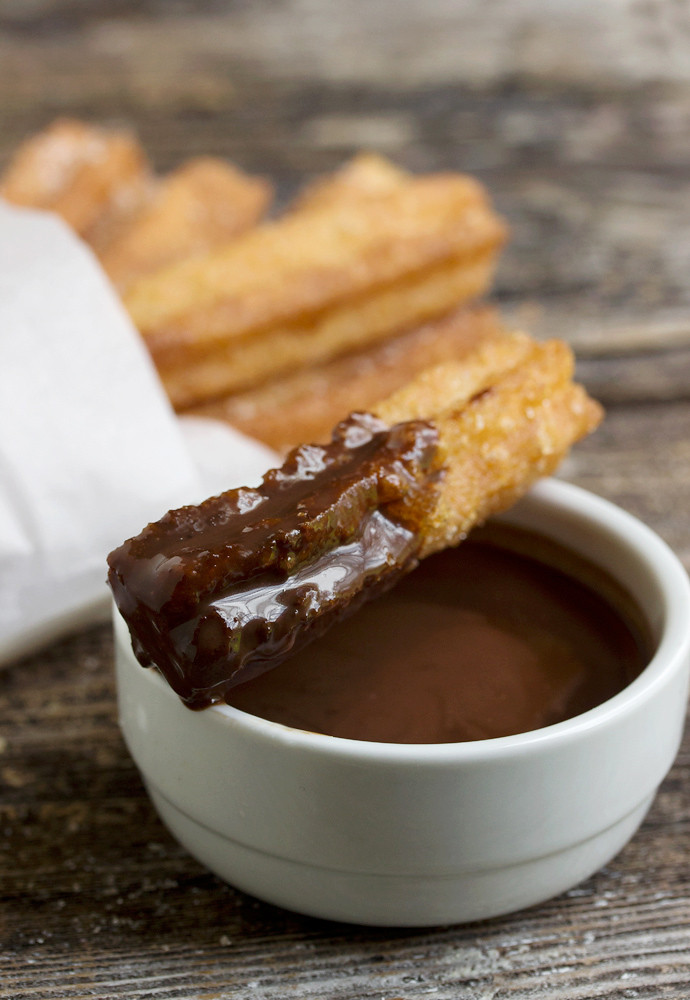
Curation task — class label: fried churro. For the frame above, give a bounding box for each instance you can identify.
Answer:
[191,305,505,452]
[375,334,602,557]
[97,157,272,291]
[125,157,507,407]
[108,331,601,709]
[0,118,152,238]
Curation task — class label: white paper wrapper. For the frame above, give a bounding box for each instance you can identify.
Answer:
[0,202,277,664]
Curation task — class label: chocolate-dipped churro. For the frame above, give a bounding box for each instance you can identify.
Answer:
[108,332,601,709]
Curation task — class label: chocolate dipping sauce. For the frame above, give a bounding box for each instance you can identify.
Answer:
[226,525,650,743]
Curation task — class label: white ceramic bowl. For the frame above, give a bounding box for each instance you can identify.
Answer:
[114,479,690,926]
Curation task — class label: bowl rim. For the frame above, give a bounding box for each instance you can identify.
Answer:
[115,478,690,764]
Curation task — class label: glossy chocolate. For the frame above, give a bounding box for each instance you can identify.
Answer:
[107,413,441,708]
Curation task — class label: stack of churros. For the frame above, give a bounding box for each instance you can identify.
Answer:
[123,153,507,410]
[2,121,598,487]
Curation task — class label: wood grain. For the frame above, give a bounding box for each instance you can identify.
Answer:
[1,2,690,997]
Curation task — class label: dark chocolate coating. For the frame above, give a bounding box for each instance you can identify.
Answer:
[108,413,441,708]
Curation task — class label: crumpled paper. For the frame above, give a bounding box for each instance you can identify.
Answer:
[0,202,277,664]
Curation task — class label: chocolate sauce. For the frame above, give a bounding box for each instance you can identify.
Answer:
[226,525,650,743]
[107,413,441,708]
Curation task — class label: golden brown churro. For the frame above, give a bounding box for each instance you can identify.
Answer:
[191,305,506,452]
[125,157,507,407]
[97,157,272,290]
[375,334,602,556]
[291,152,412,211]
[0,118,152,237]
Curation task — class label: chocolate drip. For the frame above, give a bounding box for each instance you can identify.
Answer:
[108,413,441,708]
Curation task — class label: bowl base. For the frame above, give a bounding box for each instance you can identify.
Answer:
[147,783,653,927]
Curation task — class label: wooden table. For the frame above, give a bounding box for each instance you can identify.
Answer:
[2,4,690,997]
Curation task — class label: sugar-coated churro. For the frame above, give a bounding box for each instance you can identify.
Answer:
[97,157,272,290]
[375,334,602,556]
[125,156,507,406]
[0,118,152,237]
[190,305,505,452]
[291,151,411,211]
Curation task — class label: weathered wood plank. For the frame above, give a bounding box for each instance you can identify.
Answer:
[2,3,690,996]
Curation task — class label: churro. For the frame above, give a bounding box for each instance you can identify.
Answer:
[191,305,506,452]
[0,118,152,238]
[125,157,507,407]
[375,334,602,557]
[291,151,412,211]
[97,157,272,290]
[108,331,601,709]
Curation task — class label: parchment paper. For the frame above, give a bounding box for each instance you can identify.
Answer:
[0,202,276,663]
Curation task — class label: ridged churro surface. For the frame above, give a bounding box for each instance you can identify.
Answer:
[192,305,505,451]
[125,156,506,405]
[375,335,603,556]
[97,157,272,290]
